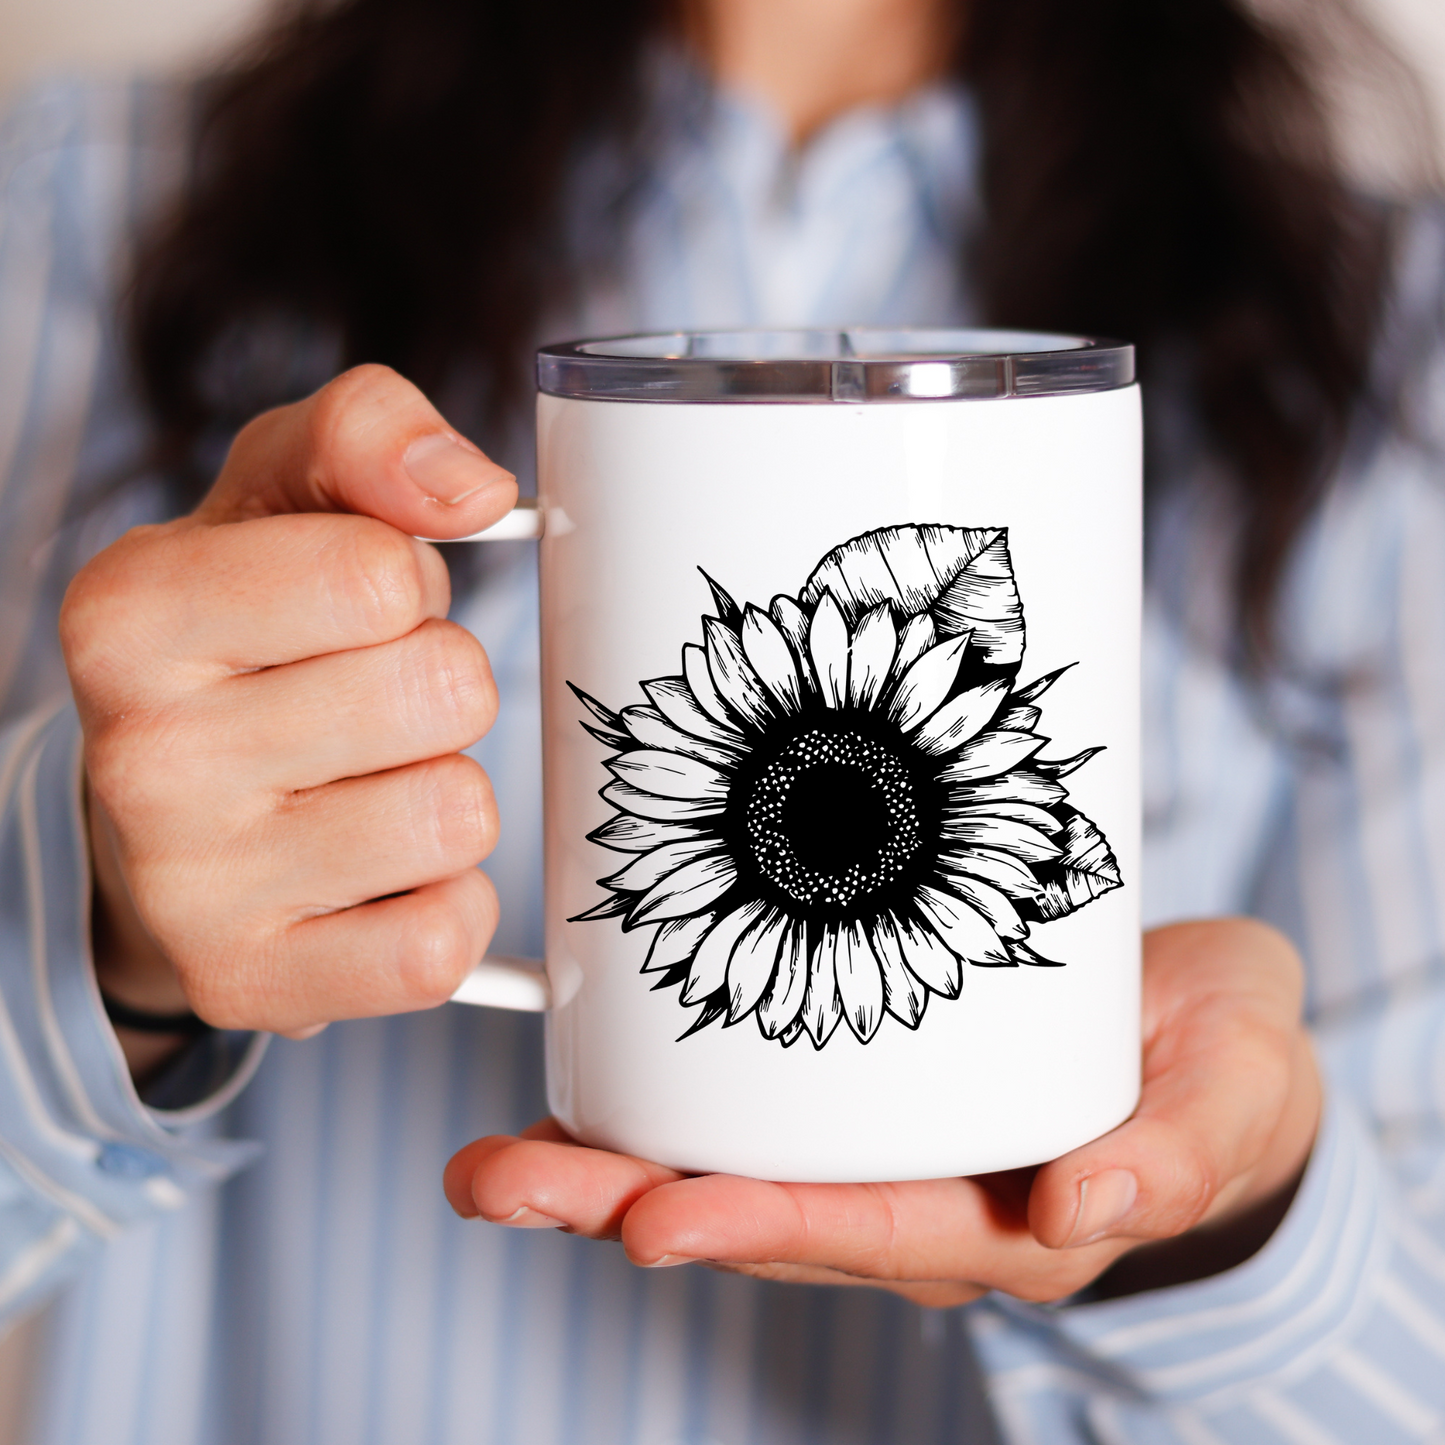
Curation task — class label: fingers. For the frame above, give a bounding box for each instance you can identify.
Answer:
[454,1137,1098,1302]
[620,1174,1020,1280]
[198,620,497,793]
[190,868,499,1031]
[65,514,457,689]
[444,1136,526,1219]
[452,1129,1008,1281]
[101,740,501,1034]
[196,364,517,539]
[103,739,497,913]
[622,1174,822,1265]
[1027,919,1315,1250]
[270,753,499,908]
[451,1136,685,1239]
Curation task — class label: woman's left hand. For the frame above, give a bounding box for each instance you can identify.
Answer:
[444,919,1321,1306]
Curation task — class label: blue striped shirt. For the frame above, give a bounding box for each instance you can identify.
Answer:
[4,66,1445,1445]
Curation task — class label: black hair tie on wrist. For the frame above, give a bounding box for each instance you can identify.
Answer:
[98,989,215,1038]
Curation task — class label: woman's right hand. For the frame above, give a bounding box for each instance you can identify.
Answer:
[62,366,518,1043]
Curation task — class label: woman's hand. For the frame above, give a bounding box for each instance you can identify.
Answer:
[64,365,517,1055]
[445,919,1321,1305]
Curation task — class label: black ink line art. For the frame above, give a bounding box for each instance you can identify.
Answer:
[569,525,1122,1049]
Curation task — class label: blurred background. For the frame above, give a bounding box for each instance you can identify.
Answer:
[2,0,261,100]
[3,0,1445,177]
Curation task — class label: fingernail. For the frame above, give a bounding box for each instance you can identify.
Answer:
[498,1205,567,1229]
[403,432,512,505]
[641,1254,696,1268]
[1068,1170,1138,1247]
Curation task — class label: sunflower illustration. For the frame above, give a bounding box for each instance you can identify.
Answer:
[569,524,1122,1050]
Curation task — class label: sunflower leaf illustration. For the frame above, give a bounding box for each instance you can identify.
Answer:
[1019,808,1124,924]
[568,524,1124,1050]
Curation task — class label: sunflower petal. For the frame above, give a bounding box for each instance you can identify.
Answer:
[741,606,805,712]
[567,682,624,733]
[1011,939,1065,967]
[997,704,1041,732]
[629,853,737,924]
[943,875,1026,940]
[682,901,768,1003]
[677,996,731,1039]
[601,837,722,892]
[581,720,629,749]
[602,780,725,822]
[937,846,1044,899]
[588,814,709,853]
[848,605,897,709]
[948,769,1066,809]
[643,912,718,972]
[683,645,739,732]
[801,927,844,1046]
[621,706,740,767]
[644,675,741,744]
[870,916,928,1027]
[1033,746,1104,779]
[756,924,809,1038]
[608,750,730,801]
[911,679,1010,754]
[946,799,1061,832]
[1010,663,1075,706]
[915,884,1011,964]
[939,730,1044,783]
[650,962,693,993]
[809,592,849,708]
[770,595,812,665]
[699,570,743,629]
[889,633,972,730]
[892,913,962,997]
[568,893,632,923]
[939,813,1060,863]
[835,921,885,1043]
[893,612,936,674]
[705,618,774,729]
[726,909,790,1021]
[777,1018,807,1048]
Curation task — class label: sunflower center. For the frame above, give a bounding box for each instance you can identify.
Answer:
[744,728,922,914]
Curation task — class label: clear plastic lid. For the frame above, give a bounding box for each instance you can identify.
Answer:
[536,327,1134,403]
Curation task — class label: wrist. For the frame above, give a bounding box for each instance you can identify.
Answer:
[86,783,190,1013]
[86,781,197,1079]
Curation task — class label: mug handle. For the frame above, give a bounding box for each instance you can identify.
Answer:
[419,499,551,1011]
[451,955,550,1011]
[417,496,544,544]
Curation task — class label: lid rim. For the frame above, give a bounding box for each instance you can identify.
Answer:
[536,328,1135,402]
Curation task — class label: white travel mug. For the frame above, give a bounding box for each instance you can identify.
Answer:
[447,327,1141,1183]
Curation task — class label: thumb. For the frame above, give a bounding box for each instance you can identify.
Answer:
[195,364,517,538]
